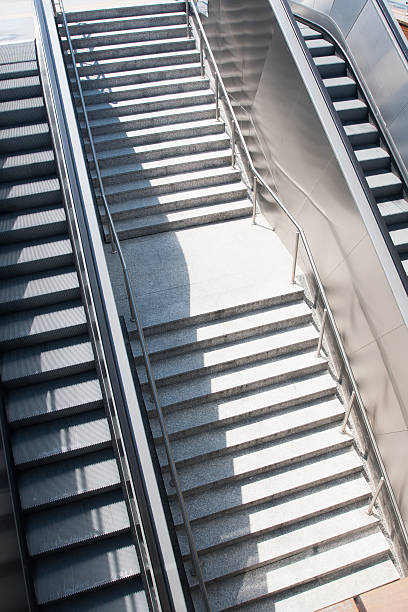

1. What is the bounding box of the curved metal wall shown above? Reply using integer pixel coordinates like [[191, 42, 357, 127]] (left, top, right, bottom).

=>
[[199, 0, 408, 549]]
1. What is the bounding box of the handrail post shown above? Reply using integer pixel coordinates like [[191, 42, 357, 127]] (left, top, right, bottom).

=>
[[231, 121, 235, 167], [200, 31, 205, 78], [368, 477, 385, 515], [316, 307, 327, 357], [185, 0, 191, 38], [341, 390, 355, 433], [215, 73, 220, 120], [291, 231, 300, 283], [252, 175, 257, 224]]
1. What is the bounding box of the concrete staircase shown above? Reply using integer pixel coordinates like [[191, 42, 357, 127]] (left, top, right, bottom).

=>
[[297, 21, 408, 277], [64, 2, 400, 610], [64, 0, 251, 240], [0, 44, 149, 609]]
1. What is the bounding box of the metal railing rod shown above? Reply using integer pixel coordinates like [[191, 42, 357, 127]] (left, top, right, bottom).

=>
[[252, 175, 257, 224], [341, 390, 355, 434], [187, 0, 408, 551], [368, 477, 385, 515], [57, 2, 211, 609], [185, 0, 191, 38], [316, 308, 327, 357], [290, 231, 299, 283]]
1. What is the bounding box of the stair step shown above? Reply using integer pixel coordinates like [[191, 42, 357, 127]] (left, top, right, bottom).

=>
[[365, 171, 402, 199], [12, 409, 110, 468], [324, 76, 357, 100], [81, 75, 210, 105], [65, 1, 185, 23], [103, 181, 247, 221], [0, 149, 55, 182], [80, 62, 201, 90], [202, 531, 392, 611], [27, 489, 129, 556], [0, 75, 42, 101], [73, 36, 195, 63], [100, 167, 242, 204], [88, 103, 216, 136], [139, 323, 319, 388], [177, 474, 371, 556], [78, 49, 200, 76], [0, 205, 66, 243], [193, 506, 380, 587], [92, 116, 222, 151], [145, 349, 328, 415], [1, 335, 95, 388], [344, 122, 378, 147], [0, 299, 87, 350], [0, 236, 73, 279], [149, 372, 336, 441], [157, 397, 344, 470], [69, 11, 186, 35], [171, 448, 362, 526], [84, 88, 214, 120], [0, 177, 60, 211], [111, 199, 252, 239], [46, 578, 148, 612], [0, 121, 50, 153], [132, 300, 312, 362], [378, 198, 408, 225], [34, 533, 139, 605], [305, 39, 335, 57], [314, 55, 346, 78], [97, 148, 230, 185], [389, 224, 408, 253], [333, 98, 368, 122], [0, 96, 45, 126], [71, 24, 188, 49], [19, 448, 119, 511], [0, 266, 80, 315], [355, 146, 390, 172]]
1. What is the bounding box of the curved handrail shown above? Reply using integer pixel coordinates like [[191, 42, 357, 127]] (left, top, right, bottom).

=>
[[53, 1, 211, 609], [187, 0, 408, 553]]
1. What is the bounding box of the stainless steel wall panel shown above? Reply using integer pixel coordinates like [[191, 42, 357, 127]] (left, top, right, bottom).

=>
[[329, 0, 367, 36], [377, 431, 408, 524]]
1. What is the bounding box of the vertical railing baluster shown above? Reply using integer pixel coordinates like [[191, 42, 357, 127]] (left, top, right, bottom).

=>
[[291, 231, 300, 283]]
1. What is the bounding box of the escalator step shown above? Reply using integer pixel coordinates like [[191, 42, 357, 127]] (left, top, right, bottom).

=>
[[19, 448, 120, 511], [0, 61, 39, 81], [0, 176, 60, 211], [33, 533, 140, 605], [0, 75, 42, 101], [0, 148, 55, 182], [0, 299, 87, 350], [323, 76, 357, 99], [11, 408, 111, 468], [377, 198, 408, 225], [0, 121, 50, 153], [7, 371, 103, 426], [305, 38, 334, 57], [355, 146, 390, 172], [0, 96, 46, 126], [314, 55, 346, 78], [26, 489, 130, 556], [0, 235, 73, 279], [0, 266, 80, 314], [0, 204, 66, 244], [333, 98, 368, 122], [365, 171, 402, 199]]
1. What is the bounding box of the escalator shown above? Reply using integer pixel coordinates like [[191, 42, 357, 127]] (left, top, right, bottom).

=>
[[296, 19, 408, 275], [0, 39, 152, 611]]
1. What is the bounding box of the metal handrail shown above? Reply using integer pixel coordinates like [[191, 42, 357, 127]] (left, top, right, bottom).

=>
[[54, 1, 211, 609], [187, 0, 408, 550]]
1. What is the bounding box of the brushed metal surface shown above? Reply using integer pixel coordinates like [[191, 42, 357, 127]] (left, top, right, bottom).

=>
[[199, 0, 408, 543]]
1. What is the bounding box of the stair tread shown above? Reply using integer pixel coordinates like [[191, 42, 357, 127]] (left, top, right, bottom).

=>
[[27, 489, 129, 556], [138, 323, 319, 386], [82, 74, 209, 98], [34, 533, 139, 605], [71, 23, 187, 45], [12, 408, 110, 467], [71, 10, 185, 30], [74, 35, 194, 58], [150, 372, 336, 440], [112, 199, 251, 235], [1, 334, 94, 386], [133, 300, 312, 360], [78, 49, 199, 74], [7, 371, 103, 425], [204, 531, 391, 611], [164, 425, 355, 501], [19, 448, 119, 510], [0, 266, 80, 314], [177, 474, 371, 556], [103, 180, 246, 220], [146, 348, 327, 412], [66, 1, 184, 22], [0, 299, 86, 347], [193, 507, 380, 586], [81, 61, 200, 84], [157, 397, 344, 469]]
